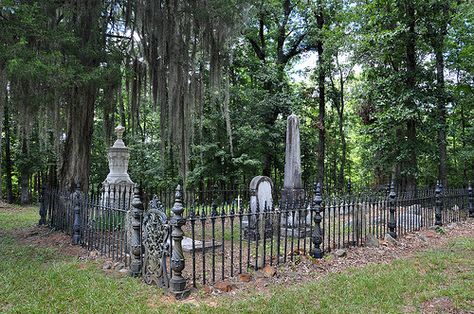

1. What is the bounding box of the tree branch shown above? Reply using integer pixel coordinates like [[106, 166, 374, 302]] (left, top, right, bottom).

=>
[[247, 36, 265, 61]]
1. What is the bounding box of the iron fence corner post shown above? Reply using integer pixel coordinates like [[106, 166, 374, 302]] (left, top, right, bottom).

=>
[[72, 183, 82, 244], [312, 182, 324, 259], [468, 182, 473, 218], [169, 185, 189, 297], [39, 185, 46, 225], [388, 181, 397, 239], [435, 181, 443, 226], [130, 187, 144, 277]]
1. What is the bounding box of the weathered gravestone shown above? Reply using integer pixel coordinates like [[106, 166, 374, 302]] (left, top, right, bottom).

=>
[[280, 114, 310, 238], [243, 176, 274, 240]]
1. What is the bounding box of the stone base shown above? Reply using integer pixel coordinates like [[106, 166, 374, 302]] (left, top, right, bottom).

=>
[[181, 237, 221, 253], [280, 226, 312, 238], [312, 248, 324, 259], [242, 218, 274, 241], [243, 226, 274, 241], [170, 289, 191, 300]]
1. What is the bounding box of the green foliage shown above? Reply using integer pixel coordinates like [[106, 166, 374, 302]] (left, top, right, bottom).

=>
[[1, 0, 474, 201]]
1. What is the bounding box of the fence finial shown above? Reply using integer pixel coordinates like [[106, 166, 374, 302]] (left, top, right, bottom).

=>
[[169, 184, 189, 298], [72, 183, 82, 244], [311, 182, 324, 258], [388, 180, 397, 239], [435, 181, 443, 226], [129, 187, 144, 277], [468, 182, 474, 218]]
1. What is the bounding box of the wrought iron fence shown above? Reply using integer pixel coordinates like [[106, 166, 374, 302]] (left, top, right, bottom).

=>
[[42, 184, 134, 265], [39, 181, 474, 295]]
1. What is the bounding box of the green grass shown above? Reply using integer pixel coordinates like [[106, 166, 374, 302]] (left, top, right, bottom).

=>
[[1, 206, 473, 313], [0, 205, 39, 231]]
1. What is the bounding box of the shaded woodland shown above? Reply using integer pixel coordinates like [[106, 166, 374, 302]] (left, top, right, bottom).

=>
[[0, 0, 473, 203]]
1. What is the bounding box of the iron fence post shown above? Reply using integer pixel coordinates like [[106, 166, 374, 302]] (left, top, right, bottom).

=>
[[435, 181, 443, 226], [311, 182, 324, 258], [72, 183, 82, 244], [388, 181, 397, 238], [468, 182, 473, 218], [169, 185, 188, 297], [130, 187, 143, 277], [38, 185, 47, 225]]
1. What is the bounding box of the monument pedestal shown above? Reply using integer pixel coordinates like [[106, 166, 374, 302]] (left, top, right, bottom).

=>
[[242, 218, 273, 241]]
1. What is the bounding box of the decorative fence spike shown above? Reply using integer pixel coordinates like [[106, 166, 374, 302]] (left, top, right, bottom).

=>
[[72, 183, 82, 244], [169, 185, 188, 297], [468, 182, 473, 218], [312, 182, 323, 258], [130, 187, 144, 277], [388, 180, 397, 239], [435, 181, 443, 226]]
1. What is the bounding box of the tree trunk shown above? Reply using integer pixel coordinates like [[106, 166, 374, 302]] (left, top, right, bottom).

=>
[[59, 1, 102, 192], [20, 138, 30, 204], [460, 100, 467, 182], [338, 71, 346, 191], [4, 98, 14, 203], [435, 47, 447, 186], [0, 65, 5, 200], [315, 2, 325, 186], [60, 87, 96, 191], [405, 1, 417, 190]]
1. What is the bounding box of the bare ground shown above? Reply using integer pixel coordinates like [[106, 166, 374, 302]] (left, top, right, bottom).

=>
[[3, 204, 474, 309]]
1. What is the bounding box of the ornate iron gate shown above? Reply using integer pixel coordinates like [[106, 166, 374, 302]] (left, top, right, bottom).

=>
[[142, 196, 171, 289]]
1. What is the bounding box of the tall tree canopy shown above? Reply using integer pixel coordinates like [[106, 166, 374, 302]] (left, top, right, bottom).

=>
[[1, 0, 473, 202]]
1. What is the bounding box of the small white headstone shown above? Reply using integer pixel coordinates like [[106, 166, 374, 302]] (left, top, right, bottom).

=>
[[244, 176, 274, 240], [250, 176, 273, 213]]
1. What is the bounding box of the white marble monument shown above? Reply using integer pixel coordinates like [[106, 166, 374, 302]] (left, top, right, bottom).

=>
[[102, 125, 135, 206]]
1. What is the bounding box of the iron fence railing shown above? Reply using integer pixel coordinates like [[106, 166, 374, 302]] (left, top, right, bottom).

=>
[[39, 181, 474, 292], [43, 185, 134, 265]]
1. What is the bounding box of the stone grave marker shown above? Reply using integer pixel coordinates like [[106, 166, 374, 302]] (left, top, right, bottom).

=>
[[243, 176, 274, 240], [280, 114, 310, 238]]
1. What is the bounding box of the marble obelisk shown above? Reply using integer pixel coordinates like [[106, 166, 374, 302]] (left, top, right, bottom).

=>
[[283, 114, 303, 191], [281, 114, 309, 237]]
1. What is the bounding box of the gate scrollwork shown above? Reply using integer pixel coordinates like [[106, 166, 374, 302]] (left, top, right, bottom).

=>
[[142, 195, 171, 289]]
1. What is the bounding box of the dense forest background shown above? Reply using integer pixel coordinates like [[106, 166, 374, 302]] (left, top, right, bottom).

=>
[[0, 0, 473, 204]]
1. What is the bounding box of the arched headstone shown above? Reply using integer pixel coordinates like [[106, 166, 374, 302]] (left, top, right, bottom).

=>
[[243, 176, 274, 241]]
